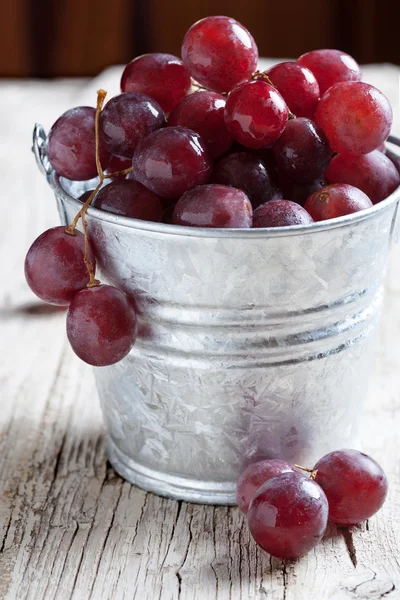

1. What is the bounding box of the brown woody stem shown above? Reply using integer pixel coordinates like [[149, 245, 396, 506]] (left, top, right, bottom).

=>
[[294, 465, 318, 480], [65, 89, 108, 287]]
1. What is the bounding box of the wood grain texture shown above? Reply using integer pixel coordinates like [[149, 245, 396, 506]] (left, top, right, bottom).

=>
[[1, 71, 400, 599]]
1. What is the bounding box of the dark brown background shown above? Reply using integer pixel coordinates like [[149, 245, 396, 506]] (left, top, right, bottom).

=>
[[2, 0, 398, 78]]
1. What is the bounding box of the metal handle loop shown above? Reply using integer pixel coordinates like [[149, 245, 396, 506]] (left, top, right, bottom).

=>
[[32, 123, 52, 176]]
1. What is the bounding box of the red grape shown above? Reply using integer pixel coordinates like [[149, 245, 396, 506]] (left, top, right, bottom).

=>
[[253, 200, 314, 227], [236, 459, 294, 515], [297, 49, 361, 95], [314, 449, 388, 525], [79, 190, 96, 202], [132, 126, 212, 199], [93, 180, 162, 222], [66, 284, 137, 366], [211, 151, 277, 209], [304, 183, 372, 221], [24, 226, 95, 306], [172, 184, 252, 228], [265, 62, 320, 118], [168, 91, 233, 158], [325, 150, 400, 204], [100, 92, 165, 160], [105, 155, 132, 179], [121, 53, 191, 113], [280, 177, 327, 206], [47, 107, 111, 180], [248, 472, 328, 559], [272, 118, 331, 183], [224, 80, 288, 149], [181, 16, 258, 94], [315, 82, 393, 155]]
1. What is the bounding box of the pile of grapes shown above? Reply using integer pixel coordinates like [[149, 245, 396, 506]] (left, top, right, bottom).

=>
[[26, 15, 399, 367], [237, 449, 388, 559]]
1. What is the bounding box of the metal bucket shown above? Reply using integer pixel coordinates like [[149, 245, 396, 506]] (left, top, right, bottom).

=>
[[33, 125, 400, 504]]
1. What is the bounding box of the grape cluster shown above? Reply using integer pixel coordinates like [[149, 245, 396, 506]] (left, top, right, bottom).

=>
[[26, 15, 399, 366], [237, 449, 388, 559]]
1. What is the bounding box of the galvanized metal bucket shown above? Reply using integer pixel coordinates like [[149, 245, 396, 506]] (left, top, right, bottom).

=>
[[33, 125, 400, 504]]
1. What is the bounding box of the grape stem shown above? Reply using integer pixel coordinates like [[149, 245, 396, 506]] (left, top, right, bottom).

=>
[[64, 89, 134, 288], [251, 71, 296, 119], [294, 464, 318, 480]]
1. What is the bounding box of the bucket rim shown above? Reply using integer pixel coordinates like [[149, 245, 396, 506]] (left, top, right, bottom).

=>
[[43, 132, 400, 239]]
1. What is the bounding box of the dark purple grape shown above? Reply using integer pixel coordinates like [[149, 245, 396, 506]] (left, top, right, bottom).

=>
[[79, 190, 96, 202], [93, 180, 162, 222], [181, 16, 258, 94], [224, 80, 288, 149], [66, 284, 137, 366], [236, 459, 294, 515], [100, 92, 165, 160], [248, 472, 329, 559], [172, 184, 252, 228], [280, 177, 327, 206], [314, 449, 388, 525], [168, 91, 233, 158], [325, 150, 400, 204], [24, 226, 95, 306], [133, 127, 213, 199], [253, 200, 314, 227], [106, 155, 132, 175], [211, 152, 277, 209], [273, 118, 331, 183], [121, 53, 191, 113], [47, 107, 111, 180]]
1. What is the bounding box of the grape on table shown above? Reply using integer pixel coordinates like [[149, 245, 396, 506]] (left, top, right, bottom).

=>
[[314, 449, 388, 525], [236, 459, 294, 515], [247, 471, 329, 559]]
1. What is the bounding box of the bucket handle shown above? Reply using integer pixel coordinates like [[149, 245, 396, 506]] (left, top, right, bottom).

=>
[[32, 123, 52, 176], [387, 136, 400, 245]]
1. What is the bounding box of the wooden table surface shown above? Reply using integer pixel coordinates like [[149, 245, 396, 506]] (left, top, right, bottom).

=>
[[1, 64, 400, 600]]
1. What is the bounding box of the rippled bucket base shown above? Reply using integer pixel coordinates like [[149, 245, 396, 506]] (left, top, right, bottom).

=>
[[107, 436, 237, 504]]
